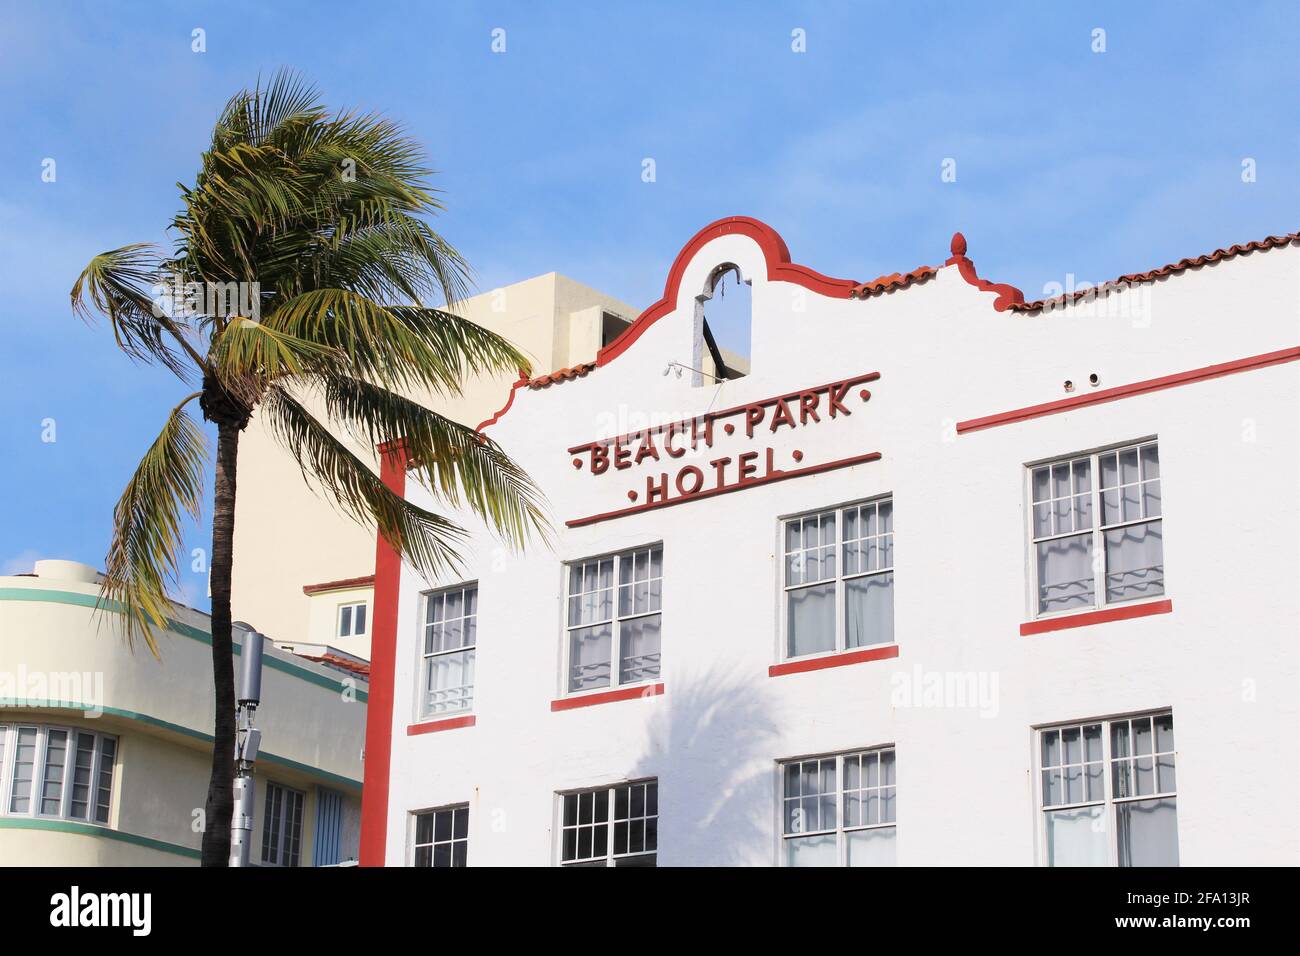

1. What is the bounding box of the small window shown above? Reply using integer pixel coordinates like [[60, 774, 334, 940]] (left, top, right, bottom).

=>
[[781, 748, 896, 867], [559, 780, 658, 867], [337, 601, 368, 638], [564, 545, 662, 694], [1038, 711, 1178, 866], [0, 724, 116, 824], [261, 782, 305, 867], [420, 583, 477, 718], [1030, 440, 1163, 617], [782, 497, 894, 659], [412, 804, 469, 867]]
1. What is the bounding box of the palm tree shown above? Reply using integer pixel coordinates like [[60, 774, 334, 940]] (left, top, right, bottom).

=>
[[70, 72, 547, 866]]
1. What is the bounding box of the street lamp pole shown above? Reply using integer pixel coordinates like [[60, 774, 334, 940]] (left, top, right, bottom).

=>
[[230, 621, 265, 867]]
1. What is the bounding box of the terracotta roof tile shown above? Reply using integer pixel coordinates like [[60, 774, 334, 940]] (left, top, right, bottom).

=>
[[296, 652, 371, 679], [849, 265, 937, 299], [527, 362, 597, 389], [1013, 231, 1300, 313], [302, 574, 375, 595]]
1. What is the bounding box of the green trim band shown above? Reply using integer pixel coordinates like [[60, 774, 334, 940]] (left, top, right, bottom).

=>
[[0, 816, 202, 860], [0, 588, 368, 702], [0, 698, 363, 791]]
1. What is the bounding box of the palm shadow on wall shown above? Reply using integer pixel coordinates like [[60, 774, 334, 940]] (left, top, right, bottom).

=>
[[629, 667, 780, 866]]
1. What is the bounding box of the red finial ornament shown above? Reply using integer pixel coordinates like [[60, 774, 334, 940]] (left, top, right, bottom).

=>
[[950, 232, 968, 257]]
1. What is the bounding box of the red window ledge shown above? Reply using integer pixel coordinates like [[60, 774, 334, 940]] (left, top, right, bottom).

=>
[[407, 715, 476, 736], [1020, 599, 1173, 636], [551, 683, 665, 712], [769, 644, 899, 678]]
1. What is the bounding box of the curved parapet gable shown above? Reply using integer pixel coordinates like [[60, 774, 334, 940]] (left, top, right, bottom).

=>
[[597, 216, 863, 365]]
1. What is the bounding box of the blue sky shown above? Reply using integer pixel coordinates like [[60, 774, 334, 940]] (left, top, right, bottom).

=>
[[1, 1, 1297, 608]]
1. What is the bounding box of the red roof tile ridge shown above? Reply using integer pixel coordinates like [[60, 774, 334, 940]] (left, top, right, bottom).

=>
[[1013, 230, 1300, 313]]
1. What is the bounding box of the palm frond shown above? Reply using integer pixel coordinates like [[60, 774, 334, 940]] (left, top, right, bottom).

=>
[[70, 244, 204, 378], [209, 318, 342, 406], [101, 394, 208, 656], [315, 375, 551, 549], [261, 387, 468, 577], [267, 290, 530, 395]]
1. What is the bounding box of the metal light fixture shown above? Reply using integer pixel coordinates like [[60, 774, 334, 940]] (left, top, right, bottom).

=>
[[230, 621, 266, 867]]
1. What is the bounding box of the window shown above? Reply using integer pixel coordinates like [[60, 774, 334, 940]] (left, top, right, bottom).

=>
[[1038, 711, 1178, 867], [565, 545, 662, 693], [781, 748, 896, 867], [783, 498, 893, 659], [420, 583, 477, 718], [0, 724, 116, 824], [261, 782, 305, 867], [559, 780, 657, 866], [412, 805, 469, 867], [337, 601, 368, 638], [1030, 440, 1163, 617]]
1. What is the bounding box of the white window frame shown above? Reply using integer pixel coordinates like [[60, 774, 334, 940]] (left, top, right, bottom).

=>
[[780, 495, 894, 661], [417, 582, 478, 720], [410, 803, 469, 867], [778, 746, 897, 867], [1034, 710, 1179, 867], [561, 544, 663, 697], [1027, 438, 1164, 620], [336, 600, 368, 639], [0, 723, 117, 826], [260, 781, 305, 868], [556, 778, 658, 867]]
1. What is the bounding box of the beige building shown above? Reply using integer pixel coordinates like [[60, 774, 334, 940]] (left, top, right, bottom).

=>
[[231, 273, 647, 657], [0, 559, 366, 865]]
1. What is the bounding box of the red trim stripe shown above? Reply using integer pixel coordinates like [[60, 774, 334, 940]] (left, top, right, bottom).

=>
[[1020, 599, 1173, 636], [957, 346, 1300, 434], [407, 715, 476, 735], [551, 683, 664, 711], [768, 644, 899, 677], [358, 440, 408, 867], [566, 452, 882, 528]]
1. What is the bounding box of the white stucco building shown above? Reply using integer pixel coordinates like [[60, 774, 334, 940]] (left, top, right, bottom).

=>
[[361, 217, 1299, 867]]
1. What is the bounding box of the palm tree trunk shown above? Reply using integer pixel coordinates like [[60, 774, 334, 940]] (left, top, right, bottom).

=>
[[201, 420, 240, 866]]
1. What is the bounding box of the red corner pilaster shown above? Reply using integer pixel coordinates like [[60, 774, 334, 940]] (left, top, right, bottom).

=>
[[359, 438, 410, 866]]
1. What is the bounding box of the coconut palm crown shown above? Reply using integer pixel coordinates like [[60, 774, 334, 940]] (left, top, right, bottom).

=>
[[70, 71, 547, 865]]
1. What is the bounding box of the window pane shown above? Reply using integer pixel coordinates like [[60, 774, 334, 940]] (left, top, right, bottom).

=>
[[845, 572, 893, 648], [9, 727, 37, 813], [619, 614, 661, 684], [40, 729, 68, 815], [1036, 534, 1094, 613], [339, 606, 352, 637], [1140, 443, 1159, 480], [94, 737, 115, 824], [70, 733, 95, 820], [415, 811, 433, 846], [1103, 520, 1164, 603], [846, 826, 897, 867], [422, 648, 475, 717], [1045, 805, 1108, 866], [784, 833, 837, 867], [1116, 797, 1179, 867], [568, 623, 612, 692], [788, 582, 836, 657], [354, 604, 367, 635]]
